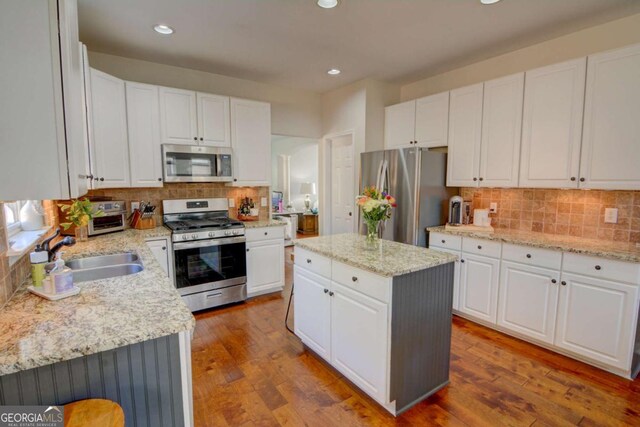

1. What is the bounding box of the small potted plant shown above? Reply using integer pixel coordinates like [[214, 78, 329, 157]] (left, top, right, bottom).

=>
[[59, 198, 104, 241], [238, 197, 258, 221]]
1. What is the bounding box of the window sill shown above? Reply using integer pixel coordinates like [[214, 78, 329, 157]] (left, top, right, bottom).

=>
[[7, 226, 52, 266]]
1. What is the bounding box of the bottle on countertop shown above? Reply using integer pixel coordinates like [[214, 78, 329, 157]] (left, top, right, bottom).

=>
[[49, 252, 74, 294], [30, 248, 48, 287]]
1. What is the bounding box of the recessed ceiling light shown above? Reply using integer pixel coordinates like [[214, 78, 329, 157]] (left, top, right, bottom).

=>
[[153, 24, 174, 35], [327, 69, 341, 75], [480, 0, 501, 4], [317, 0, 339, 9]]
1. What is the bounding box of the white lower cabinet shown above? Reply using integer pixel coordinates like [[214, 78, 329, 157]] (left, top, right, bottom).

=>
[[330, 281, 388, 403], [293, 267, 332, 361], [146, 238, 174, 283], [246, 226, 285, 297], [555, 273, 638, 370], [459, 253, 500, 324], [498, 261, 559, 344]]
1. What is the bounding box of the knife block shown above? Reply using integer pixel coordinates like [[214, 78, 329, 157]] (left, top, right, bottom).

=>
[[134, 217, 156, 230]]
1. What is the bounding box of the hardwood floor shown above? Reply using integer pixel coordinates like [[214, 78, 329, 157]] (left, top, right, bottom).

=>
[[191, 250, 640, 426]]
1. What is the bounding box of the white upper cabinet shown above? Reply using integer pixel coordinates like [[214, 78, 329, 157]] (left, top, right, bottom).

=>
[[520, 58, 586, 188], [447, 83, 483, 187], [384, 100, 416, 149], [479, 73, 524, 187], [88, 68, 130, 188], [579, 44, 640, 190], [196, 93, 231, 147], [415, 92, 450, 148], [126, 82, 163, 187], [229, 98, 271, 186], [159, 87, 198, 145]]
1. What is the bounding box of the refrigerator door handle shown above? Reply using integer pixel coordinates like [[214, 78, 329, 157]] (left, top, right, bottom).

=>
[[380, 160, 389, 194], [375, 160, 384, 192]]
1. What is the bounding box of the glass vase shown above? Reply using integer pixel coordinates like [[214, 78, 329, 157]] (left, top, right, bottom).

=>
[[75, 225, 88, 242], [364, 219, 380, 249]]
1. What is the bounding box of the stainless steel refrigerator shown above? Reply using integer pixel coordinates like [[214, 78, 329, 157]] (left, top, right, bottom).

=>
[[359, 148, 454, 247]]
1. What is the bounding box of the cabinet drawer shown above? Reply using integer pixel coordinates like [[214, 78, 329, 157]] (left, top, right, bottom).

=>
[[429, 232, 462, 251], [294, 247, 331, 278], [562, 253, 640, 284], [332, 261, 390, 303], [246, 226, 285, 242], [502, 243, 562, 270], [462, 237, 502, 258]]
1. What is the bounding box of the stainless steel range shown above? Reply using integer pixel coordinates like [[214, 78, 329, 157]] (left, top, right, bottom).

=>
[[163, 198, 247, 312]]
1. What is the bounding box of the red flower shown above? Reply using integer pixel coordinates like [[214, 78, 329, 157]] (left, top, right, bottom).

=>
[[392, 203, 397, 208], [386, 195, 391, 200]]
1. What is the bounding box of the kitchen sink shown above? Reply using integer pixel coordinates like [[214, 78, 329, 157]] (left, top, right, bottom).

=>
[[66, 253, 144, 283], [66, 253, 139, 270]]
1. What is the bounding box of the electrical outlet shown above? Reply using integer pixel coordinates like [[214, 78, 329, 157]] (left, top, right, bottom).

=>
[[261, 197, 268, 207], [131, 202, 140, 211], [489, 202, 498, 214], [604, 208, 618, 224], [228, 198, 235, 208]]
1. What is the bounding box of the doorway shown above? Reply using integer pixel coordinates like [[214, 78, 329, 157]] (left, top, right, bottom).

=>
[[320, 132, 356, 235]]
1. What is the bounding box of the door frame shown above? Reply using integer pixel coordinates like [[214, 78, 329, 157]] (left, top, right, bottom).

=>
[[319, 130, 356, 236]]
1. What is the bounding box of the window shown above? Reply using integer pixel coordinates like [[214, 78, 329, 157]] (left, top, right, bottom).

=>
[[3, 201, 24, 236]]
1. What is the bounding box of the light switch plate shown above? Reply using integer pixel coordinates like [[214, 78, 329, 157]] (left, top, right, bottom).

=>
[[604, 208, 618, 224], [489, 202, 498, 214], [261, 197, 268, 207], [228, 198, 235, 208]]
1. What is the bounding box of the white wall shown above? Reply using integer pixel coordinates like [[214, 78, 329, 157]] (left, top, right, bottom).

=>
[[87, 51, 323, 138], [401, 13, 640, 101], [271, 136, 319, 211]]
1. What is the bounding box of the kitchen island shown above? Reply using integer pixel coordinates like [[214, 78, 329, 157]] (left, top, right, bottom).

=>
[[293, 233, 457, 415], [0, 228, 195, 426]]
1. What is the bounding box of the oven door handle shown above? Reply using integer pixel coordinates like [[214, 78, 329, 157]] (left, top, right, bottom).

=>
[[173, 236, 246, 251]]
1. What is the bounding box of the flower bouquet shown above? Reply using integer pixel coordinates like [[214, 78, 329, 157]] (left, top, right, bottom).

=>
[[356, 186, 397, 245]]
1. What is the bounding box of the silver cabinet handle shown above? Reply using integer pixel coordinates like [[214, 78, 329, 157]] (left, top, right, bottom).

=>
[[206, 292, 223, 298]]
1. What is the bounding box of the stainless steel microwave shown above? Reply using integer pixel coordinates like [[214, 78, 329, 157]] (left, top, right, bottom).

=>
[[162, 144, 234, 183]]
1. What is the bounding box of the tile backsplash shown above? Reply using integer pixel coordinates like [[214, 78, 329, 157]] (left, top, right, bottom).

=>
[[462, 188, 640, 243]]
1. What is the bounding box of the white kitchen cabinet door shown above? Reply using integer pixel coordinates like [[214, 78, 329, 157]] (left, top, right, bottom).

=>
[[498, 261, 560, 344], [146, 238, 173, 281], [519, 58, 586, 188], [159, 87, 198, 145], [230, 98, 271, 186], [126, 82, 163, 187], [384, 100, 416, 149], [415, 92, 449, 148], [79, 43, 93, 192], [447, 83, 483, 187], [430, 246, 461, 311], [459, 253, 499, 324], [294, 267, 332, 361], [479, 73, 524, 187], [555, 273, 638, 370], [196, 93, 231, 147], [330, 281, 388, 404], [246, 238, 284, 296], [89, 68, 130, 188], [579, 44, 640, 190]]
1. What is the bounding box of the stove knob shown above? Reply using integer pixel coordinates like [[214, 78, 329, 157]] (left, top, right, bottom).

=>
[[191, 234, 198, 239], [181, 235, 188, 241], [233, 229, 240, 235], [225, 230, 232, 236], [113, 203, 120, 209]]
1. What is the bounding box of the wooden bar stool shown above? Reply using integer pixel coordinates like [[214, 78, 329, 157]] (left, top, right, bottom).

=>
[[63, 399, 124, 427]]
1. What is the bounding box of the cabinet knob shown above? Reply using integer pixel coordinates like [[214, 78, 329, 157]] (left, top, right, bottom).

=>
[[87, 174, 94, 180], [479, 177, 484, 181], [324, 289, 329, 294], [99, 177, 104, 182], [352, 276, 358, 282], [526, 254, 532, 259], [306, 259, 311, 264], [329, 291, 334, 296], [473, 177, 478, 181], [460, 259, 465, 263], [595, 265, 601, 270], [162, 246, 166, 250], [561, 281, 567, 286], [570, 177, 576, 181], [246, 248, 250, 252], [234, 178, 238, 182], [158, 177, 162, 182], [580, 177, 585, 182], [477, 245, 482, 250], [193, 137, 197, 141], [200, 137, 203, 141], [264, 232, 268, 236], [551, 279, 557, 284], [441, 239, 446, 244]]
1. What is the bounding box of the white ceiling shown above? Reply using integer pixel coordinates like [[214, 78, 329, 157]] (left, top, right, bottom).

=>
[[78, 0, 640, 93]]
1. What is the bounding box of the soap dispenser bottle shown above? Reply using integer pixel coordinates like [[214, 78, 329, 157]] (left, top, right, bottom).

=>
[[49, 252, 74, 293]]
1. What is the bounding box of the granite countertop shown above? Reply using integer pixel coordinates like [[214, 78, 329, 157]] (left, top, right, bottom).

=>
[[427, 226, 640, 263], [242, 219, 287, 229], [0, 227, 195, 376], [294, 233, 457, 277]]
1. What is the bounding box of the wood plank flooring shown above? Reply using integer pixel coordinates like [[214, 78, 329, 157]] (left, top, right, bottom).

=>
[[191, 249, 640, 426]]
